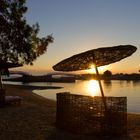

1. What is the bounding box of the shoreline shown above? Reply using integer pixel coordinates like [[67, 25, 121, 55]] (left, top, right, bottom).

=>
[[0, 84, 140, 140], [4, 83, 63, 90], [7, 84, 140, 114]]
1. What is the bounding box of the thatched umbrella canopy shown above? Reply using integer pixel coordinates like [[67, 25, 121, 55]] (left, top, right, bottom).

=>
[[53, 45, 137, 110], [0, 61, 22, 89], [53, 45, 137, 71]]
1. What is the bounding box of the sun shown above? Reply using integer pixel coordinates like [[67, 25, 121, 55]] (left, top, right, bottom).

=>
[[84, 64, 109, 74], [85, 64, 95, 73], [90, 64, 95, 69]]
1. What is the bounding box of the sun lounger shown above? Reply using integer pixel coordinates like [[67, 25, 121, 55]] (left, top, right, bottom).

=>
[[5, 96, 22, 106]]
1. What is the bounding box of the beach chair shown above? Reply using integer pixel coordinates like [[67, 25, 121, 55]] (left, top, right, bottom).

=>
[[0, 88, 22, 107], [5, 96, 22, 106], [0, 88, 6, 107]]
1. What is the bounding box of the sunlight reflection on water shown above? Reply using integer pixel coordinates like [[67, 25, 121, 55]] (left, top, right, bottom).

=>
[[33, 80, 140, 113], [83, 80, 100, 97], [4, 80, 140, 113]]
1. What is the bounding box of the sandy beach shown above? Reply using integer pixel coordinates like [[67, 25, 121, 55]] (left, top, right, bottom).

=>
[[0, 84, 140, 140]]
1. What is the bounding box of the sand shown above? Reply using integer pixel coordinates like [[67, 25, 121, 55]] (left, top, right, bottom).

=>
[[0, 84, 140, 140]]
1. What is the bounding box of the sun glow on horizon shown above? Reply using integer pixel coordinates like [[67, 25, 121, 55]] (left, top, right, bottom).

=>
[[90, 64, 95, 69], [84, 64, 109, 74], [85, 64, 95, 73]]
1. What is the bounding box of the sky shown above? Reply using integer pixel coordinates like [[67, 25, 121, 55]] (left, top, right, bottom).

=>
[[16, 0, 140, 74]]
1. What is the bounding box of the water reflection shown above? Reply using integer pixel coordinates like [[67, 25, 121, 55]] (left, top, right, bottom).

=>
[[84, 80, 99, 96], [132, 80, 140, 87], [4, 80, 140, 113], [103, 80, 112, 90]]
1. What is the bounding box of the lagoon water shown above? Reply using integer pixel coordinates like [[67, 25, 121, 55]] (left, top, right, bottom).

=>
[[4, 80, 140, 113], [33, 80, 140, 114]]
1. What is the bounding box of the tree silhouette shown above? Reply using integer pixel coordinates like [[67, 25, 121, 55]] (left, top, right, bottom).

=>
[[103, 70, 112, 78], [0, 0, 53, 65]]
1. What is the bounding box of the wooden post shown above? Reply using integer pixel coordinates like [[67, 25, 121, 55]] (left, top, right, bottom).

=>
[[95, 65, 107, 111], [0, 72, 3, 89]]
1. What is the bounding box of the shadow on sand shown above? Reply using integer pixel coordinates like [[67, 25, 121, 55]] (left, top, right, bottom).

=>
[[47, 127, 132, 140]]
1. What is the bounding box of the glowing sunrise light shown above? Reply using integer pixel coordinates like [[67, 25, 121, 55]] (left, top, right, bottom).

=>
[[86, 64, 95, 73], [85, 64, 109, 74], [85, 80, 99, 97], [90, 64, 95, 69]]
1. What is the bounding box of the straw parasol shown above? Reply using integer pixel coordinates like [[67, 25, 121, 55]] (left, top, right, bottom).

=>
[[53, 45, 137, 110], [0, 61, 22, 89]]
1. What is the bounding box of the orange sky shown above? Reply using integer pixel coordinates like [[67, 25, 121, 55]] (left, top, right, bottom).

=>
[[14, 0, 140, 75]]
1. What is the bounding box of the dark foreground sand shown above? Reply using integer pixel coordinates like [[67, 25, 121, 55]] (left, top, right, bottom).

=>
[[0, 84, 140, 140]]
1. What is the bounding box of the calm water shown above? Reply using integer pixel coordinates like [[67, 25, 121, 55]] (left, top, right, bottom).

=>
[[33, 80, 140, 114], [4, 80, 140, 113]]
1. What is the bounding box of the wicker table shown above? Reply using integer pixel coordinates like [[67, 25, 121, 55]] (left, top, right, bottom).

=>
[[56, 92, 127, 136]]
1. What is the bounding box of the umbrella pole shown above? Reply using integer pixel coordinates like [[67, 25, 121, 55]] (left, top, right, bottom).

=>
[[95, 66, 107, 111], [0, 72, 3, 89]]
